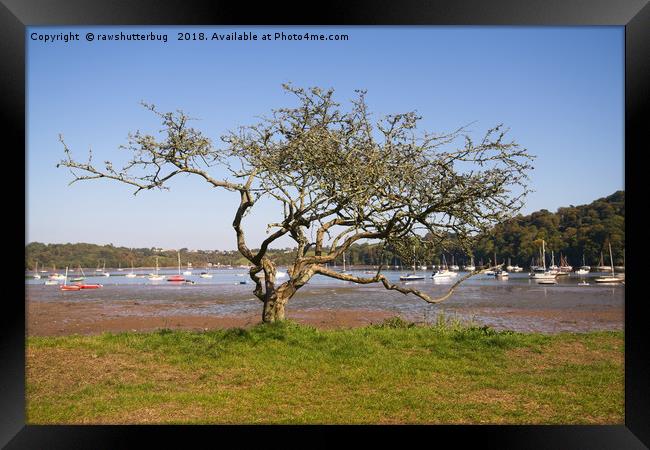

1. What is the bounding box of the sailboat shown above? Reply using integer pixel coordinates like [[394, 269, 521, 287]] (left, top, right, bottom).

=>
[[199, 260, 213, 278], [401, 245, 425, 281], [530, 240, 557, 282], [495, 258, 509, 279], [340, 252, 350, 274], [48, 264, 66, 281], [575, 254, 590, 275], [594, 243, 624, 284], [32, 261, 41, 279], [125, 261, 137, 278], [148, 256, 165, 280], [548, 251, 560, 274], [506, 257, 523, 272], [117, 262, 123, 271], [167, 252, 186, 282], [449, 255, 459, 271], [101, 260, 110, 277], [490, 251, 508, 279], [69, 265, 86, 282], [60, 267, 81, 291], [431, 254, 457, 279], [183, 260, 193, 276], [63, 266, 102, 289], [597, 251, 610, 271], [463, 256, 475, 272], [557, 253, 572, 274]]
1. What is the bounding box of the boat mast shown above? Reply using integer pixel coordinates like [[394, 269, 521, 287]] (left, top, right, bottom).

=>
[[609, 242, 615, 276], [413, 245, 416, 274], [542, 240, 546, 271], [177, 251, 181, 275]]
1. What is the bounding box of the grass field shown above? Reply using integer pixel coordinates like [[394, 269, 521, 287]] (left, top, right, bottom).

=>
[[26, 317, 624, 424]]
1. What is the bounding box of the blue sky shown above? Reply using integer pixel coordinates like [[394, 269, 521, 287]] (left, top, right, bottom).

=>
[[26, 26, 624, 250]]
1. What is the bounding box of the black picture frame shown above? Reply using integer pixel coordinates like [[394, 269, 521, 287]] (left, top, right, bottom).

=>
[[3, 0, 648, 447]]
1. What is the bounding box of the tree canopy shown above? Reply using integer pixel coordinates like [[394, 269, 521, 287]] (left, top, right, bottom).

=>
[[56, 85, 534, 322]]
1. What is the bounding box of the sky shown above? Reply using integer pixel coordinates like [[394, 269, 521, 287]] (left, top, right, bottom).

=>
[[26, 26, 624, 251]]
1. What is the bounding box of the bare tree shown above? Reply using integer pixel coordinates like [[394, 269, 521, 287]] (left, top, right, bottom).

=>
[[58, 84, 534, 323]]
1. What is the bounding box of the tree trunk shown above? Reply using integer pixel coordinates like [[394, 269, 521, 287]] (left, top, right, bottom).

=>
[[262, 292, 288, 323]]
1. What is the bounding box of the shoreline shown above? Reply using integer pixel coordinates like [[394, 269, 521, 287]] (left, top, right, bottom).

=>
[[27, 301, 398, 336], [27, 298, 623, 337]]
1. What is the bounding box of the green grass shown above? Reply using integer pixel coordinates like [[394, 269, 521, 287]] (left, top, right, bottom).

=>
[[26, 317, 624, 424]]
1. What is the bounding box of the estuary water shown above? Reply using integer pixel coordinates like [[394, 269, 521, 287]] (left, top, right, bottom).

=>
[[26, 269, 624, 333]]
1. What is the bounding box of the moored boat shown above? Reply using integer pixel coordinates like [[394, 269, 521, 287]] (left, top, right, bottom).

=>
[[495, 268, 509, 279], [59, 267, 81, 291], [431, 254, 458, 279], [530, 240, 557, 281], [60, 284, 81, 291], [401, 245, 425, 281], [148, 256, 165, 280], [593, 243, 624, 284], [167, 252, 186, 282], [400, 273, 425, 281], [69, 265, 86, 282], [125, 261, 137, 278], [75, 283, 103, 289]]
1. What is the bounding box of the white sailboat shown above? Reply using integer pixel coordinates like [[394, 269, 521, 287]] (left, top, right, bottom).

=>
[[463, 256, 475, 272], [183, 260, 193, 276], [32, 261, 41, 279], [495, 259, 509, 279], [449, 255, 459, 271], [48, 264, 66, 281], [101, 260, 110, 277], [548, 251, 560, 274], [148, 256, 164, 280], [340, 252, 350, 274], [530, 240, 557, 281], [199, 259, 213, 278], [594, 243, 624, 284], [575, 254, 590, 275], [125, 261, 137, 278], [401, 245, 425, 281], [597, 252, 610, 271], [431, 254, 457, 279], [506, 257, 523, 272]]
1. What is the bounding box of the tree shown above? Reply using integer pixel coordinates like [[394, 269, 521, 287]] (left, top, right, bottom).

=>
[[58, 84, 534, 323]]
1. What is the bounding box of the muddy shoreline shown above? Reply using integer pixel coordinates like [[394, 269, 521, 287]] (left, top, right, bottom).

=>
[[27, 300, 399, 336], [27, 297, 623, 337]]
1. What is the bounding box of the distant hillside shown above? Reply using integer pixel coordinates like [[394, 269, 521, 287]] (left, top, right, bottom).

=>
[[472, 191, 624, 267], [26, 192, 624, 270]]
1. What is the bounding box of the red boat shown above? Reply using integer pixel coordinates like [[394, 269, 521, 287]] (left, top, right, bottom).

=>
[[76, 283, 103, 289], [60, 284, 81, 291], [167, 275, 185, 282]]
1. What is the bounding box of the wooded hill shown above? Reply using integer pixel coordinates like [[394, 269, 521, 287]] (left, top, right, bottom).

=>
[[26, 191, 624, 270]]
